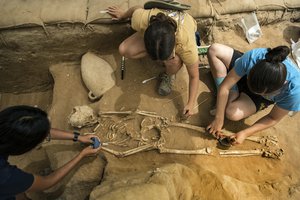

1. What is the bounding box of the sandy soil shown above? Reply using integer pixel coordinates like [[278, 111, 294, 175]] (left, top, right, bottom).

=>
[[1, 20, 300, 199]]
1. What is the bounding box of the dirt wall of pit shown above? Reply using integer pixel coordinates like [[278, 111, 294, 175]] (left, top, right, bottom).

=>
[[0, 0, 299, 93]]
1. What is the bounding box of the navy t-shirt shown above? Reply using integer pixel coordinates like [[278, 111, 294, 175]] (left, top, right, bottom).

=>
[[0, 155, 34, 200]]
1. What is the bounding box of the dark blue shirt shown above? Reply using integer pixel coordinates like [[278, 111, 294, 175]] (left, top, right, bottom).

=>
[[0, 155, 34, 200]]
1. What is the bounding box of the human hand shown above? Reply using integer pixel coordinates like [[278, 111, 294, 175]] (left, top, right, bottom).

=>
[[107, 6, 125, 20], [183, 103, 194, 118], [78, 134, 99, 144], [206, 118, 224, 138], [80, 146, 101, 158], [231, 132, 247, 145]]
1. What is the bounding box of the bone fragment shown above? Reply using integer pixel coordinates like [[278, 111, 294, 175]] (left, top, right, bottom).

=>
[[99, 111, 133, 115], [101, 144, 154, 158], [213, 128, 279, 145], [136, 110, 157, 115], [101, 144, 212, 157], [219, 149, 263, 157], [169, 122, 206, 132], [158, 147, 212, 155], [262, 148, 284, 159], [136, 111, 164, 118], [93, 122, 101, 132]]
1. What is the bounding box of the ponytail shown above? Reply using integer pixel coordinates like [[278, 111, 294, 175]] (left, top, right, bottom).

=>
[[265, 46, 290, 63], [248, 46, 288, 94]]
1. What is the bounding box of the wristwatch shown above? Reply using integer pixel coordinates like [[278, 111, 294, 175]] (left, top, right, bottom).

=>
[[73, 131, 80, 142]]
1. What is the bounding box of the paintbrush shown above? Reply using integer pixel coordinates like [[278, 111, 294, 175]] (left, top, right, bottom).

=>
[[121, 56, 125, 80]]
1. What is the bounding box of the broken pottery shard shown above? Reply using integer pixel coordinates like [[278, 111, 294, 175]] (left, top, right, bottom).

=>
[[81, 52, 116, 101]]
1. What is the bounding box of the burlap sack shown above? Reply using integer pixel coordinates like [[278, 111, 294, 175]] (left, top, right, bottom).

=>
[[285, 0, 300, 8], [87, 0, 128, 24], [211, 0, 256, 15], [254, 0, 286, 10], [128, 0, 148, 8], [129, 0, 214, 18], [0, 0, 87, 29], [185, 0, 215, 18], [40, 0, 87, 24], [0, 0, 43, 29]]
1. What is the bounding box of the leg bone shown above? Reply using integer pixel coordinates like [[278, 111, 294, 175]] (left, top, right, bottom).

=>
[[101, 144, 154, 158], [158, 147, 212, 155], [219, 149, 263, 157]]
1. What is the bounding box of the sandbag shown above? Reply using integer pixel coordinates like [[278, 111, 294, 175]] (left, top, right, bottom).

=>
[[81, 52, 116, 101], [284, 0, 300, 8], [0, 0, 87, 29], [186, 0, 215, 18], [254, 0, 286, 10], [40, 0, 87, 24], [87, 0, 128, 24], [0, 0, 43, 29], [211, 0, 256, 15], [130, 0, 214, 18]]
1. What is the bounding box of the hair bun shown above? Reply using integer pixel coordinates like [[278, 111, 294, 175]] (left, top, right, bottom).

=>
[[149, 12, 177, 31], [266, 46, 290, 63]]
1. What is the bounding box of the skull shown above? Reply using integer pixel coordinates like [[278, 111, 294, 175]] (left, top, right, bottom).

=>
[[68, 105, 97, 128]]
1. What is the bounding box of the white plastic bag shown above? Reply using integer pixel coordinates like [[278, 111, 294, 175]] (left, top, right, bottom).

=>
[[238, 12, 262, 43], [291, 39, 300, 68]]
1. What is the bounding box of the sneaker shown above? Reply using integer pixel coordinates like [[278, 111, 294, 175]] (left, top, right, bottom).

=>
[[158, 72, 175, 96]]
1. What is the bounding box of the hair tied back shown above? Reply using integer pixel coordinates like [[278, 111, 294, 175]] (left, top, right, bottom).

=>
[[265, 46, 290, 63]]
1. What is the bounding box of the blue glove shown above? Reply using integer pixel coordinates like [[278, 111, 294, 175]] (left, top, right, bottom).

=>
[[91, 137, 101, 149]]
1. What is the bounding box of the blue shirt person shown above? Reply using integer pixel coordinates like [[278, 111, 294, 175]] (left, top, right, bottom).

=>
[[206, 43, 300, 144]]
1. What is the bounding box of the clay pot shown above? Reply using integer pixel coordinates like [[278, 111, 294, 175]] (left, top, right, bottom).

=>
[[81, 52, 116, 101]]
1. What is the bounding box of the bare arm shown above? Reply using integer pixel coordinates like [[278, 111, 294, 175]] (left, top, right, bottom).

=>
[[26, 146, 99, 192], [50, 128, 74, 140], [107, 6, 142, 20], [50, 128, 98, 144], [234, 105, 289, 144], [207, 69, 241, 135], [183, 62, 199, 116]]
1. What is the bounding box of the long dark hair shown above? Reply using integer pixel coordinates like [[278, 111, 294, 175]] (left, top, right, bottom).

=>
[[144, 12, 177, 60], [0, 105, 50, 156], [247, 46, 289, 94]]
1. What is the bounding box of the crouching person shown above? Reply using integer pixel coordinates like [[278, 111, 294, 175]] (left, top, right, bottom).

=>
[[206, 43, 300, 144], [0, 105, 101, 200]]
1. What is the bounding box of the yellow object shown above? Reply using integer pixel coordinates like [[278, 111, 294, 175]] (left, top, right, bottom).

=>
[[131, 8, 198, 67]]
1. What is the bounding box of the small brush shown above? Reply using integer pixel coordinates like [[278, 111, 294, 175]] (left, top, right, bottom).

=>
[[121, 56, 125, 80]]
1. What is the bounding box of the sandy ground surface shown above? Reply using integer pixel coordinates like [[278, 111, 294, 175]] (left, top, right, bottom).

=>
[[1, 20, 300, 199]]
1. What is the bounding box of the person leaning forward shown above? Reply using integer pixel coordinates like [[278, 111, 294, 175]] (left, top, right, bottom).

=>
[[0, 105, 101, 200], [206, 43, 300, 145], [107, 5, 200, 117]]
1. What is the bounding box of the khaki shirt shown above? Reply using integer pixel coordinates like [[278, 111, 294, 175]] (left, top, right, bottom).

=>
[[131, 8, 198, 67]]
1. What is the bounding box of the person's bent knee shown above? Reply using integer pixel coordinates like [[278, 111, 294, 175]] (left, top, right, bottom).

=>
[[119, 42, 127, 57], [208, 43, 222, 57], [225, 105, 243, 121]]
